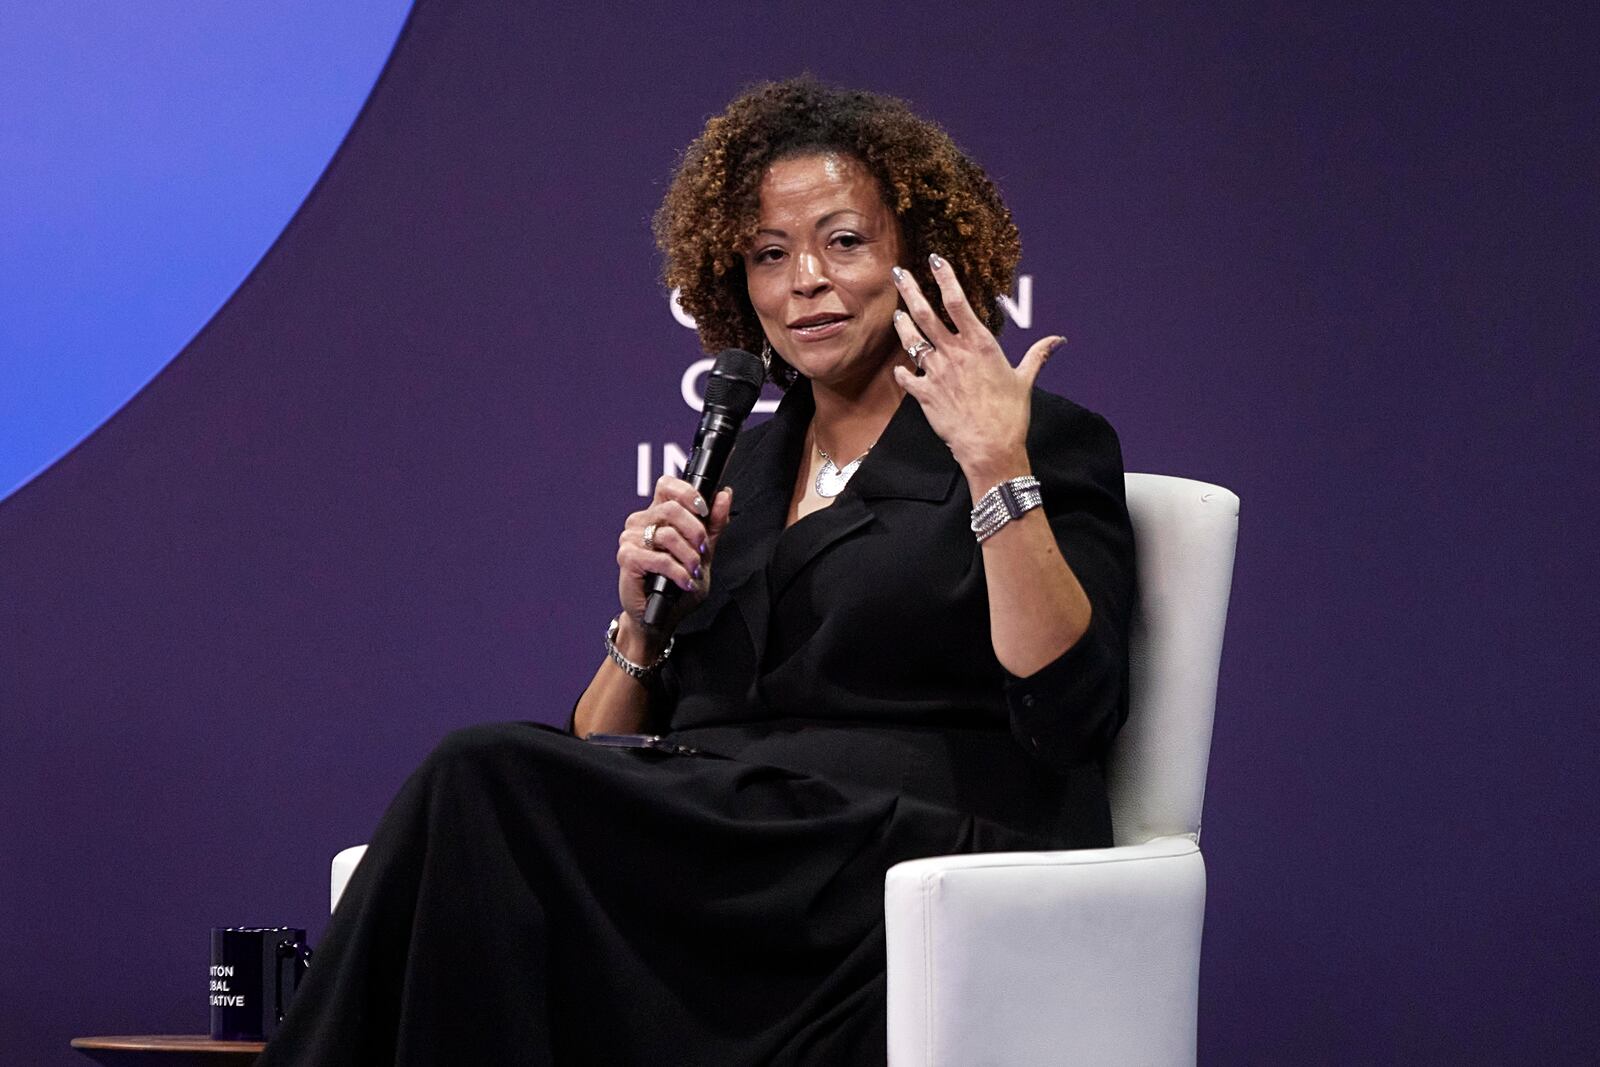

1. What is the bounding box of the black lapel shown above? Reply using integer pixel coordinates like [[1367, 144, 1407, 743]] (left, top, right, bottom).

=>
[[765, 388, 962, 600], [847, 390, 963, 506], [710, 381, 963, 661], [712, 383, 812, 660]]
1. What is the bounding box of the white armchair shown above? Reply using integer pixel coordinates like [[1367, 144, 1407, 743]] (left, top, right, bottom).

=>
[[331, 472, 1239, 1066], [884, 473, 1239, 1066]]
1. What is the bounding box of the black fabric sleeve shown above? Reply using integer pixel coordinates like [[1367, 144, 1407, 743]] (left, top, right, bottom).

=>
[[1002, 395, 1136, 769]]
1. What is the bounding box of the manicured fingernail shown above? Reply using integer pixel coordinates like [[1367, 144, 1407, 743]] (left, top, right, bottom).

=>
[[929, 252, 946, 270], [891, 266, 907, 283], [693, 496, 708, 517], [699, 539, 708, 554], [894, 309, 906, 323], [680, 577, 694, 591], [693, 563, 702, 578]]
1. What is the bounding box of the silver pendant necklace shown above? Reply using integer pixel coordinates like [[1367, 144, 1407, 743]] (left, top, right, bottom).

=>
[[815, 445, 869, 498]]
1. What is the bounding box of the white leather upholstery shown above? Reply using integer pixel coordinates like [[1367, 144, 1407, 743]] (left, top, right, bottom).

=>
[[885, 838, 1205, 1066], [329, 473, 1239, 1066], [884, 473, 1238, 1066], [331, 844, 367, 912], [1112, 474, 1238, 846]]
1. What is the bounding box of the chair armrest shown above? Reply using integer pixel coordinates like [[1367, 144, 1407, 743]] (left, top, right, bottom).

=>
[[331, 845, 368, 913], [885, 836, 1205, 1067]]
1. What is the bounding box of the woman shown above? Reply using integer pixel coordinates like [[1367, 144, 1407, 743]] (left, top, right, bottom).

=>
[[262, 78, 1133, 1066]]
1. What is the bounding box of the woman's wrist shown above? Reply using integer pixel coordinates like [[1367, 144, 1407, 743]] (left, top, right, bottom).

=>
[[961, 448, 1033, 501], [614, 611, 668, 664]]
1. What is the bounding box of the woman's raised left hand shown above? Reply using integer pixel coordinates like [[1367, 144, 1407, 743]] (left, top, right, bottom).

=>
[[890, 253, 1066, 487]]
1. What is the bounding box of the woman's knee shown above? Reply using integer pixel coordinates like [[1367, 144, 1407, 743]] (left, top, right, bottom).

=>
[[423, 721, 533, 780]]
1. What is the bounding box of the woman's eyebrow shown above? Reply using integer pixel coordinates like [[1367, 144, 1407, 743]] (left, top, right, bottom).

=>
[[756, 209, 869, 238], [814, 208, 866, 229]]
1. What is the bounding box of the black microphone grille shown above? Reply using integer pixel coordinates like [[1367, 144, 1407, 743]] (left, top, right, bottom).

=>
[[703, 348, 767, 419]]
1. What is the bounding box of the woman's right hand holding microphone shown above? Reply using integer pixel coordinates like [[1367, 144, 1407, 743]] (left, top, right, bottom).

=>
[[613, 476, 734, 659]]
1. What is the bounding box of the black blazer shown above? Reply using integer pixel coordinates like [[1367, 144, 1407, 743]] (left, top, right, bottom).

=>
[[659, 379, 1135, 848]]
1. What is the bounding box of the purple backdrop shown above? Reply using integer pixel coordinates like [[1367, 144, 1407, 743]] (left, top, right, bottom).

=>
[[3, 2, 1597, 1063]]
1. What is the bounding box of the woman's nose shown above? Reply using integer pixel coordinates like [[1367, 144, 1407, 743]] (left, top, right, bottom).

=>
[[790, 250, 829, 297]]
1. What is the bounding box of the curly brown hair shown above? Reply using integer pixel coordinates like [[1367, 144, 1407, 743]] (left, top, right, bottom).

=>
[[654, 78, 1021, 384]]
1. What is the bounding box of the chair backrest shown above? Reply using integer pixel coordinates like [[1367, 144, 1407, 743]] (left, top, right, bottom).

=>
[[1108, 473, 1239, 847]]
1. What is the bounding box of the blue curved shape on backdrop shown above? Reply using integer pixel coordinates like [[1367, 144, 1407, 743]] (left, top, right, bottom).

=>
[[0, 2, 414, 502]]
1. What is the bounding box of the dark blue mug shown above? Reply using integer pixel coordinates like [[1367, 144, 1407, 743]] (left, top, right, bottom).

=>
[[209, 926, 312, 1041]]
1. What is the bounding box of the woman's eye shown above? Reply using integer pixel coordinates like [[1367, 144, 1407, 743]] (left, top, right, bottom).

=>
[[754, 247, 784, 263], [832, 233, 864, 249]]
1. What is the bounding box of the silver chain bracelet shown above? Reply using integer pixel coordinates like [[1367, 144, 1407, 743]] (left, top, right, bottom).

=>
[[970, 475, 1043, 543], [605, 615, 674, 681]]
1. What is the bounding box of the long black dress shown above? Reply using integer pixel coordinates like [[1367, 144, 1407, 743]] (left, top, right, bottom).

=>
[[259, 381, 1134, 1066]]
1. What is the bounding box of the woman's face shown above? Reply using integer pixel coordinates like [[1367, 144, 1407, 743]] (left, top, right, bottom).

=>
[[743, 152, 904, 391]]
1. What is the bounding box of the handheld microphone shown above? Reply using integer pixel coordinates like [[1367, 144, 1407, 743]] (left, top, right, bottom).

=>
[[641, 347, 767, 630]]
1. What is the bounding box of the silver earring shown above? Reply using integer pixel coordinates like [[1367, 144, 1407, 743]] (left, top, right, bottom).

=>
[[760, 340, 773, 373]]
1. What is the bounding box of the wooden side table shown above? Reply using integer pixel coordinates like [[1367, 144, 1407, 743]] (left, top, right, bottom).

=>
[[71, 1035, 265, 1065]]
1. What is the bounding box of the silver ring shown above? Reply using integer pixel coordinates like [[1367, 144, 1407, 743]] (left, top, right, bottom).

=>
[[641, 522, 658, 551], [905, 338, 935, 367]]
